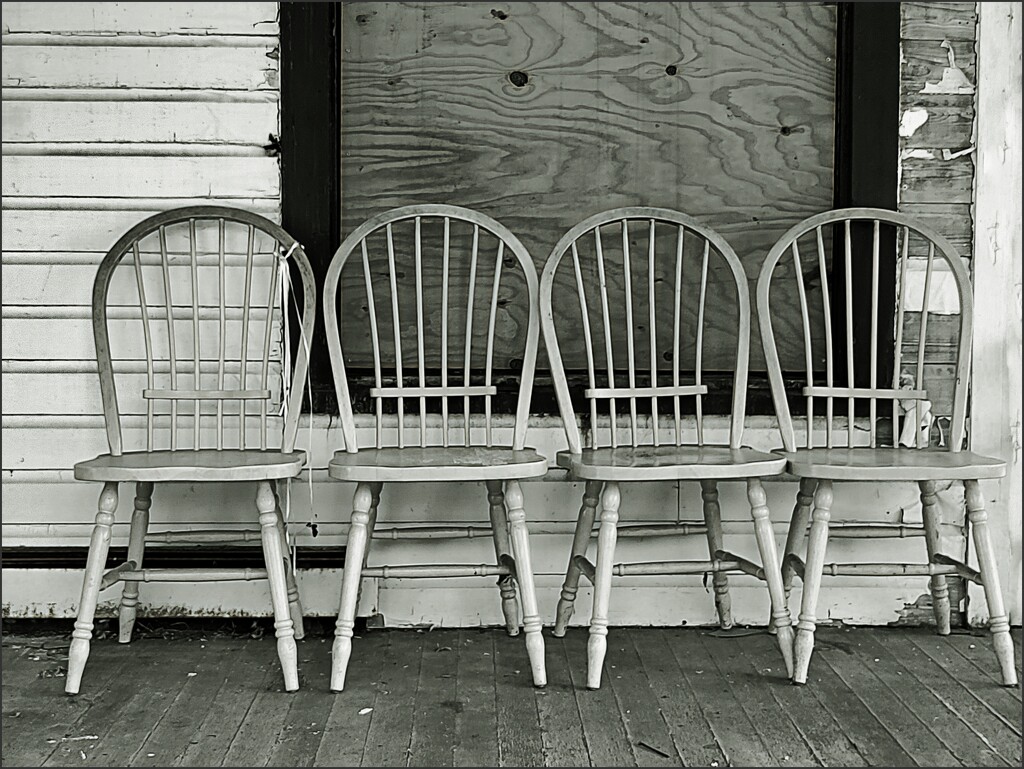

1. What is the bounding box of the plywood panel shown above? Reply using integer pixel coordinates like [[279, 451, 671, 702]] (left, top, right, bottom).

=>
[[340, 2, 837, 371], [1, 2, 279, 35], [2, 100, 278, 143], [2, 156, 279, 198], [1, 45, 277, 90]]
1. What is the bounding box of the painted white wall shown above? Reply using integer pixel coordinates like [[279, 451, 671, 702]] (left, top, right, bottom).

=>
[[969, 1, 1023, 625], [2, 2, 1018, 628]]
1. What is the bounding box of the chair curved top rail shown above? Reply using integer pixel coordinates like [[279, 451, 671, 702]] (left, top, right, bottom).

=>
[[755, 207, 972, 454], [324, 204, 540, 452], [92, 206, 316, 456], [540, 207, 751, 455]]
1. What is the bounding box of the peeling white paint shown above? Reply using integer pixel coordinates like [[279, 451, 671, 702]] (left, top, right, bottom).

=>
[[901, 148, 935, 161], [899, 108, 929, 137], [922, 40, 976, 94]]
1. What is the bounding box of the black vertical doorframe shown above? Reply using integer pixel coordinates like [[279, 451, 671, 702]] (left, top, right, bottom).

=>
[[832, 2, 901, 396], [280, 2, 342, 413], [279, 2, 902, 415]]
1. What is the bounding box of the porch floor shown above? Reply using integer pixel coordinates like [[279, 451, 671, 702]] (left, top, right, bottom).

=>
[[2, 624, 1021, 767]]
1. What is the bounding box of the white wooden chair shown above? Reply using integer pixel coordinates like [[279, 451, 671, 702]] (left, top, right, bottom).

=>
[[68, 207, 315, 694], [540, 207, 795, 689], [323, 204, 548, 691], [757, 207, 1017, 686]]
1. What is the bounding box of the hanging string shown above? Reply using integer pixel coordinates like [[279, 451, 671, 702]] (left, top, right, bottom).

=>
[[278, 241, 314, 575]]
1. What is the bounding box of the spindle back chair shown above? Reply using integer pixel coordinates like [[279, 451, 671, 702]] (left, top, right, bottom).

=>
[[323, 205, 547, 691], [540, 208, 792, 688], [68, 207, 315, 694], [757, 207, 1015, 686]]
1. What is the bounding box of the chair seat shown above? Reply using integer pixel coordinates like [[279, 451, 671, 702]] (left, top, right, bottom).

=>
[[328, 446, 548, 482], [74, 449, 306, 482], [782, 447, 1007, 481], [556, 446, 787, 481]]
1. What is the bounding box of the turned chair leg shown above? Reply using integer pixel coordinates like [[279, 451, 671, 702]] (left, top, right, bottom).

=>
[[504, 480, 546, 687], [553, 480, 602, 637], [700, 480, 732, 629], [588, 481, 620, 690], [67, 482, 119, 695], [119, 481, 152, 644], [964, 480, 1018, 686], [331, 482, 374, 692], [772, 477, 816, 634], [257, 480, 298, 692], [272, 481, 305, 642], [747, 478, 794, 677], [793, 479, 832, 685], [486, 480, 521, 636], [355, 483, 382, 612], [919, 480, 952, 635]]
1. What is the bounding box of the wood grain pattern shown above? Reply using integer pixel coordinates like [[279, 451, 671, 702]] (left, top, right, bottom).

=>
[[340, 2, 837, 372], [901, 2, 978, 41]]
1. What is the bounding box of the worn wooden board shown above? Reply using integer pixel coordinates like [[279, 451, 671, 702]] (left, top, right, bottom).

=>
[[340, 1, 837, 372], [2, 101, 278, 144], [2, 157, 279, 198], [901, 2, 978, 41], [900, 155, 974, 204], [1, 45, 277, 91], [452, 630, 501, 767], [2, 206, 280, 252], [2, 259, 279, 307], [1, 2, 279, 35], [408, 629, 459, 767]]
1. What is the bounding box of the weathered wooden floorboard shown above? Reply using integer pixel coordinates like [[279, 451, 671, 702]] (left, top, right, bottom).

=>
[[177, 639, 276, 767], [943, 630, 1023, 703], [531, 635, 588, 767], [219, 645, 298, 769], [3, 626, 1022, 769], [697, 630, 819, 767], [360, 631, 422, 767], [795, 631, 917, 768], [630, 629, 729, 767], [606, 631, 679, 767], [452, 631, 500, 768], [858, 629, 1010, 767], [408, 629, 459, 767], [563, 629, 635, 767], [3, 639, 122, 768], [313, 631, 388, 768], [818, 634, 962, 766], [732, 632, 867, 767], [905, 633, 1023, 748], [265, 638, 336, 767], [493, 631, 544, 768], [895, 630, 1022, 766], [55, 641, 196, 767], [130, 638, 248, 767], [663, 627, 774, 767]]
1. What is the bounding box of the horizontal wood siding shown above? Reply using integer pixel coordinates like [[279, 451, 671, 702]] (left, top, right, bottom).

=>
[[0, 2, 283, 537]]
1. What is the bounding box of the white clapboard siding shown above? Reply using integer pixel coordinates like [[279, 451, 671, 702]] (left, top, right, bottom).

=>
[[1, 2, 279, 35], [2, 157, 280, 198], [2, 369, 283, 415], [2, 259, 280, 306], [2, 101, 278, 143], [2, 204, 281, 251], [2, 316, 283, 360], [1, 44, 278, 90]]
